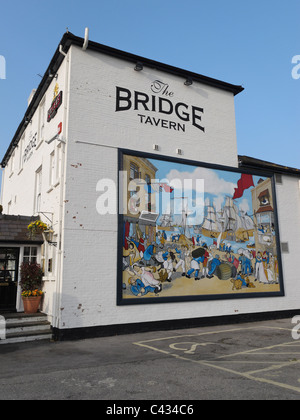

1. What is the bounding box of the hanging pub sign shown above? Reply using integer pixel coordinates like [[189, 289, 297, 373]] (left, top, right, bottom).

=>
[[117, 149, 284, 305], [47, 83, 63, 122]]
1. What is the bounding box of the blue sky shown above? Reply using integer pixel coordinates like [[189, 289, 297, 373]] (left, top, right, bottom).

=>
[[0, 0, 299, 183]]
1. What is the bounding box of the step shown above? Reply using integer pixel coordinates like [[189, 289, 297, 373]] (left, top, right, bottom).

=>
[[0, 331, 53, 345], [0, 312, 53, 344], [6, 320, 51, 334], [3, 313, 48, 326]]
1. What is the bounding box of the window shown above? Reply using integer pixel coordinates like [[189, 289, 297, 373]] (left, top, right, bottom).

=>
[[23, 247, 38, 263], [9, 151, 15, 175], [39, 98, 46, 142], [34, 167, 42, 213], [130, 162, 140, 180], [19, 135, 24, 172], [56, 143, 62, 182], [48, 258, 53, 273], [49, 151, 55, 187], [48, 145, 62, 189], [258, 189, 270, 207], [145, 174, 151, 212], [0, 248, 19, 285]]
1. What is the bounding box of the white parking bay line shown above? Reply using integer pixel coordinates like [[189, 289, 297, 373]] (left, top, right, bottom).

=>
[[134, 326, 300, 395]]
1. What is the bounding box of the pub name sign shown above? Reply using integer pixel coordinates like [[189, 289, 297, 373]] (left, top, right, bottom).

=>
[[115, 80, 205, 133]]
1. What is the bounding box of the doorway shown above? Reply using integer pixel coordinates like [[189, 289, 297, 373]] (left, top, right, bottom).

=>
[[0, 248, 20, 312]]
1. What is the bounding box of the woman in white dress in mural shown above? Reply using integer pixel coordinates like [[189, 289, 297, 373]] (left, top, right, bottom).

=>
[[255, 251, 269, 283]]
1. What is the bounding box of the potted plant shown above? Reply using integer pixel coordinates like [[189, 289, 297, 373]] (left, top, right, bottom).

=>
[[27, 220, 49, 239], [20, 262, 44, 314]]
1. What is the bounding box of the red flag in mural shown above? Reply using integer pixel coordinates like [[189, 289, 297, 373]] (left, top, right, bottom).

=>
[[233, 173, 254, 200], [159, 183, 174, 193]]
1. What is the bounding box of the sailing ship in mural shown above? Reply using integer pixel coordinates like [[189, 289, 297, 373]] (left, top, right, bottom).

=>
[[119, 152, 283, 304], [199, 196, 255, 243], [201, 202, 220, 239]]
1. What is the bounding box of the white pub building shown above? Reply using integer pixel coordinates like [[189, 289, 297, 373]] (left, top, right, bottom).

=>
[[1, 30, 300, 341]]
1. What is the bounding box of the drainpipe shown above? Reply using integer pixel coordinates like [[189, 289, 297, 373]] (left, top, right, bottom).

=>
[[82, 28, 89, 51], [59, 45, 67, 57], [52, 49, 70, 330]]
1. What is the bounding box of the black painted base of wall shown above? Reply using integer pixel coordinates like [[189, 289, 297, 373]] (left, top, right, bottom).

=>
[[52, 309, 300, 341]]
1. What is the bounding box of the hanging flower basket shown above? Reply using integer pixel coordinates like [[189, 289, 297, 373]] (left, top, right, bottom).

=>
[[27, 220, 49, 239]]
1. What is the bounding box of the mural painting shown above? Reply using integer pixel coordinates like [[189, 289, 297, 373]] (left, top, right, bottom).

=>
[[118, 151, 284, 304]]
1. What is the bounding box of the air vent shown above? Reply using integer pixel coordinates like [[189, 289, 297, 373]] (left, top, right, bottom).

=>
[[281, 242, 289, 253]]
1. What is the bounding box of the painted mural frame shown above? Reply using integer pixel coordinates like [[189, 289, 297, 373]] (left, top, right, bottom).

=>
[[117, 149, 285, 306]]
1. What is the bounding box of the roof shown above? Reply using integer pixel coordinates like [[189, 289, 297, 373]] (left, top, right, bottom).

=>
[[256, 206, 274, 214], [1, 31, 244, 168], [239, 155, 300, 176], [258, 189, 270, 198], [0, 215, 43, 244]]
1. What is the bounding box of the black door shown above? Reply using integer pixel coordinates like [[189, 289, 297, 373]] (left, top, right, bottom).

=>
[[0, 248, 20, 312]]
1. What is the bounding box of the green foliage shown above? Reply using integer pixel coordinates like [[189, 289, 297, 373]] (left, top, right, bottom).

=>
[[20, 262, 44, 291]]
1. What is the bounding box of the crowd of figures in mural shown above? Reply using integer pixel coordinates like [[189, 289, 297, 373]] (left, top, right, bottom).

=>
[[120, 154, 282, 302]]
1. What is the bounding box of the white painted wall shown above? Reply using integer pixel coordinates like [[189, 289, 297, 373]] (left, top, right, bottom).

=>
[[2, 43, 299, 331], [1, 53, 70, 320], [57, 46, 300, 331], [1, 57, 68, 221], [67, 46, 239, 168]]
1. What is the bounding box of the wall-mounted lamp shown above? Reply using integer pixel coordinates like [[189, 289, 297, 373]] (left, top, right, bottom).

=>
[[45, 134, 66, 145], [45, 123, 65, 145], [134, 62, 143, 71], [48, 70, 58, 79], [184, 77, 193, 86]]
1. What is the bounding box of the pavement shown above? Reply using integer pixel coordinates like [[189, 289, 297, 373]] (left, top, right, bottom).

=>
[[1, 317, 300, 401]]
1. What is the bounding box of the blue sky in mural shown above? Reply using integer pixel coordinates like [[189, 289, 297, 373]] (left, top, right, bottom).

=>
[[148, 156, 268, 252], [0, 0, 299, 187]]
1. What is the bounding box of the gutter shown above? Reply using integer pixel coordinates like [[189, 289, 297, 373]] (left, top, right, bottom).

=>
[[238, 155, 300, 176], [66, 32, 244, 96]]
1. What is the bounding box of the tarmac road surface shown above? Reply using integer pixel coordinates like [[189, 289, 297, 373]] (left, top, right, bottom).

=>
[[1, 317, 300, 401]]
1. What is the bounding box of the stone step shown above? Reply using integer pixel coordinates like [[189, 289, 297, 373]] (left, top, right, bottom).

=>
[[0, 312, 53, 344], [6, 320, 51, 334], [5, 314, 49, 326], [0, 331, 53, 345], [2, 312, 47, 325]]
